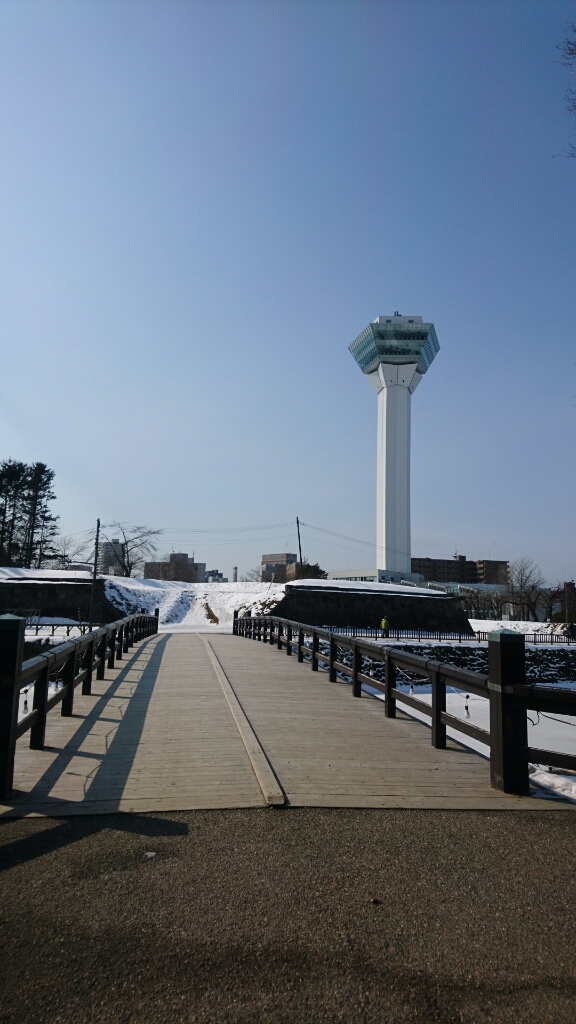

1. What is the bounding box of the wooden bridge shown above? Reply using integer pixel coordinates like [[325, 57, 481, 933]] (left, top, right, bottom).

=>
[[1, 626, 573, 817]]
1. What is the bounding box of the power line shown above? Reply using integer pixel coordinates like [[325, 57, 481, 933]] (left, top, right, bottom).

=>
[[300, 521, 411, 561], [300, 522, 375, 550], [159, 522, 293, 535]]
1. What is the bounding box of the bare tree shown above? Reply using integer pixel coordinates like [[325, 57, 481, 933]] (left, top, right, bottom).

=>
[[53, 534, 92, 569], [541, 582, 565, 622], [102, 523, 162, 577], [460, 586, 507, 621], [240, 567, 263, 582], [560, 21, 576, 156], [505, 557, 546, 621]]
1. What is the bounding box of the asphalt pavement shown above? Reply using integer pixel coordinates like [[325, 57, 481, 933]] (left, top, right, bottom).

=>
[[1, 807, 575, 1023]]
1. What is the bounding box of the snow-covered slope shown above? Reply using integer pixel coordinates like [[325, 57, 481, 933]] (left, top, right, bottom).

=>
[[104, 578, 285, 632], [470, 619, 571, 635]]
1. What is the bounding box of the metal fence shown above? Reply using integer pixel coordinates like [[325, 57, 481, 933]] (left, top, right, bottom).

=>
[[324, 625, 575, 645]]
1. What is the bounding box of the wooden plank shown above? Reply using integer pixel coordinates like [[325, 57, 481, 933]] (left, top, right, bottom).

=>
[[200, 636, 285, 806], [1, 634, 266, 817]]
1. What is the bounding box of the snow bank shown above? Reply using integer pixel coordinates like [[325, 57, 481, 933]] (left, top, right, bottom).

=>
[[530, 770, 576, 801], [288, 579, 445, 597], [104, 578, 285, 632], [0, 567, 92, 580], [469, 619, 570, 636]]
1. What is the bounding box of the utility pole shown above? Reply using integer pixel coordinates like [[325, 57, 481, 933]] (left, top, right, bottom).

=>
[[88, 518, 100, 632], [296, 517, 303, 580]]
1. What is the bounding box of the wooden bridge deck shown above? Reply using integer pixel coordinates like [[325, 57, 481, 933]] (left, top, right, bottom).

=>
[[0, 633, 571, 817]]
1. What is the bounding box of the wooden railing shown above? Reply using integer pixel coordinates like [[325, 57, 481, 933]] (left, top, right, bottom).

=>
[[0, 612, 159, 800], [233, 614, 576, 796]]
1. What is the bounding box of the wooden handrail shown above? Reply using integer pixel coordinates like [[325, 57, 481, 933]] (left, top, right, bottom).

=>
[[233, 613, 576, 796], [0, 612, 159, 799]]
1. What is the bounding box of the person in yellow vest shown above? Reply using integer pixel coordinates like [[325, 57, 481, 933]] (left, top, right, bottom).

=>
[[380, 616, 389, 638]]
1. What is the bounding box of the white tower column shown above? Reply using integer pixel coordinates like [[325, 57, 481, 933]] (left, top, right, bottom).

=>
[[349, 314, 439, 582], [369, 363, 421, 574]]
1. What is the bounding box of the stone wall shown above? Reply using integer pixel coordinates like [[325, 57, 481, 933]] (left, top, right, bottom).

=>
[[269, 589, 473, 633], [0, 580, 136, 624]]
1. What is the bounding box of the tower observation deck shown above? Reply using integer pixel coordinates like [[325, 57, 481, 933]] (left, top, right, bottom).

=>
[[349, 315, 439, 580]]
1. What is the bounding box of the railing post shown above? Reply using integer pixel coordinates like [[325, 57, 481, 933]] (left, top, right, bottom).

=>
[[82, 637, 95, 695], [263, 619, 268, 644], [329, 635, 337, 682], [61, 649, 77, 717], [116, 625, 124, 661], [286, 625, 292, 656], [30, 661, 49, 749], [488, 630, 529, 794], [154, 608, 159, 634], [352, 642, 361, 697], [233, 610, 238, 636], [430, 666, 446, 748], [0, 615, 25, 798], [312, 631, 319, 672], [297, 628, 304, 662], [385, 652, 396, 717], [107, 628, 116, 670], [96, 632, 106, 679], [123, 622, 129, 653], [277, 621, 283, 651]]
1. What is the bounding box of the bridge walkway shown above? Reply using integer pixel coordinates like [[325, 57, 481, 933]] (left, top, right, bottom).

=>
[[0, 632, 570, 816]]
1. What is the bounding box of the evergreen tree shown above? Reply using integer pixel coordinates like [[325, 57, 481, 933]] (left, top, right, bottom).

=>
[[0, 460, 28, 565], [0, 460, 59, 567]]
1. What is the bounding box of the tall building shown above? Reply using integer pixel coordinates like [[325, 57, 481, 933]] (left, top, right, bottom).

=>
[[98, 538, 125, 575], [261, 553, 298, 583], [411, 555, 509, 585], [349, 314, 439, 581], [143, 553, 206, 583]]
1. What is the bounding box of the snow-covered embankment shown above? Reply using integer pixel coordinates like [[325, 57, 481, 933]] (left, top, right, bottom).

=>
[[104, 578, 286, 632]]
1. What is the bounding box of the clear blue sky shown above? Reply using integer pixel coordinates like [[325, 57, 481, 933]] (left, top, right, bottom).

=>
[[1, 0, 575, 582]]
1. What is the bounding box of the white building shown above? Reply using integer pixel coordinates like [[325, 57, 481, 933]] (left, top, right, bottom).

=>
[[97, 538, 125, 575], [349, 314, 439, 582]]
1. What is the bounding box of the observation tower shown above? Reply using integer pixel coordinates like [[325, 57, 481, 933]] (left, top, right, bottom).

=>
[[349, 314, 439, 581]]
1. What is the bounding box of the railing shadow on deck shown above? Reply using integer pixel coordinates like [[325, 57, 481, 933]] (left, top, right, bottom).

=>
[[0, 613, 161, 805], [2, 634, 169, 818]]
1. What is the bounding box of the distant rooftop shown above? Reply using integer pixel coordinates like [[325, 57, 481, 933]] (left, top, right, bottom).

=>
[[349, 315, 439, 375]]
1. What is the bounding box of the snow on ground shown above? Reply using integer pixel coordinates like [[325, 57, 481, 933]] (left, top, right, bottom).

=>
[[0, 567, 92, 580], [470, 619, 571, 635], [104, 578, 286, 631]]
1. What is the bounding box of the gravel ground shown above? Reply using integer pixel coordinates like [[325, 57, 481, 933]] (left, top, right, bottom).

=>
[[1, 808, 575, 1023]]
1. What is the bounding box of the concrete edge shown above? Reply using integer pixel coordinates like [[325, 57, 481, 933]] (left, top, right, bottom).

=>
[[200, 635, 286, 807]]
